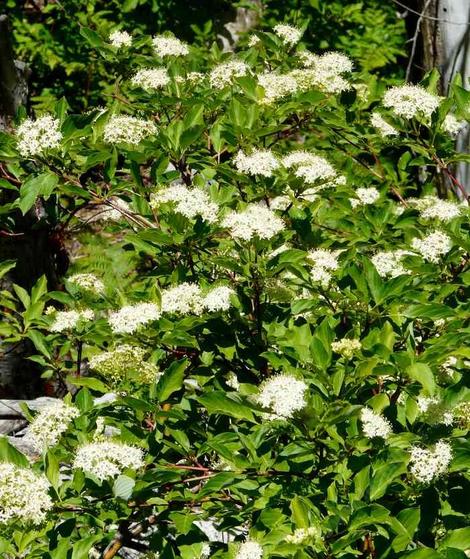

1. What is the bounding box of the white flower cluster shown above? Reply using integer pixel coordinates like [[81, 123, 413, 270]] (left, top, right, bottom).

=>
[[258, 72, 299, 104], [295, 51, 352, 94], [409, 440, 452, 483], [454, 401, 470, 429], [73, 441, 145, 481], [370, 112, 399, 137], [109, 30, 132, 48], [411, 230, 452, 262], [226, 372, 240, 390], [108, 302, 160, 334], [24, 400, 79, 452], [0, 464, 52, 525], [131, 68, 170, 91], [286, 152, 345, 190], [150, 184, 219, 222], [350, 187, 380, 208], [409, 195, 462, 222], [256, 374, 308, 418], [152, 35, 189, 57], [416, 396, 453, 426], [68, 273, 105, 294], [50, 309, 94, 332], [235, 541, 263, 559], [443, 114, 466, 137], [331, 338, 361, 358], [222, 204, 285, 240], [273, 24, 303, 47], [103, 115, 157, 145], [361, 407, 393, 439], [209, 60, 249, 89], [383, 85, 441, 120], [308, 248, 340, 286], [17, 115, 62, 157], [440, 355, 458, 377], [161, 283, 234, 315], [234, 149, 279, 177], [285, 526, 320, 544], [89, 345, 160, 384], [248, 35, 261, 47], [371, 250, 410, 278]]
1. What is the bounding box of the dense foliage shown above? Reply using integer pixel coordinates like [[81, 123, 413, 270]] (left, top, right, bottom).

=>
[[0, 17, 469, 559], [6, 0, 406, 111]]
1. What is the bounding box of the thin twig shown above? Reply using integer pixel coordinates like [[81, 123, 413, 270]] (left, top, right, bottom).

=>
[[406, 0, 433, 81]]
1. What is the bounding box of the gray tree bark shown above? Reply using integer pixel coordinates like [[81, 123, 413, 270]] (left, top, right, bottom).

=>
[[0, 14, 29, 130], [414, 0, 470, 192]]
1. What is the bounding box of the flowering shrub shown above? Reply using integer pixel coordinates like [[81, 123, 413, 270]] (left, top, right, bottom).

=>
[[0, 22, 469, 559]]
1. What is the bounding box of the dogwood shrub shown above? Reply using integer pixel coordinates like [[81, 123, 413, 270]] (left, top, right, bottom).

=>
[[0, 24, 469, 559]]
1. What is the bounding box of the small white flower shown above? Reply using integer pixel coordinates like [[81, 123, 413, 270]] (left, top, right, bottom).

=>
[[68, 273, 105, 294], [292, 51, 352, 94], [109, 30, 132, 48], [49, 309, 94, 332], [152, 35, 189, 57], [226, 372, 240, 390], [0, 464, 52, 525], [203, 286, 235, 312], [131, 68, 170, 91], [285, 526, 320, 544], [24, 400, 79, 452], [89, 345, 160, 384], [350, 187, 380, 208], [209, 60, 249, 89], [371, 112, 399, 137], [256, 375, 308, 418], [73, 441, 145, 481], [443, 114, 466, 137], [150, 184, 219, 223], [411, 230, 452, 262], [108, 303, 160, 334], [383, 84, 441, 120], [235, 540, 263, 559], [103, 115, 157, 145], [161, 283, 205, 315], [248, 35, 260, 47], [361, 407, 392, 439], [234, 149, 279, 177], [273, 24, 303, 47], [222, 204, 285, 241], [17, 115, 62, 157], [371, 250, 410, 278], [331, 338, 361, 358], [410, 195, 462, 222], [409, 440, 452, 483], [258, 72, 298, 104]]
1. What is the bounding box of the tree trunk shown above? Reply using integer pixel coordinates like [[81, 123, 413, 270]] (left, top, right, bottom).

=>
[[407, 0, 470, 192]]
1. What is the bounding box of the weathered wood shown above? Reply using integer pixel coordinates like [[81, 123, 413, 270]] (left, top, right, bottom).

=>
[[0, 14, 29, 130]]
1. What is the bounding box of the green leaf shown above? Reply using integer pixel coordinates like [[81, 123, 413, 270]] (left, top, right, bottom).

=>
[[19, 172, 58, 214], [441, 527, 470, 551], [27, 330, 51, 358], [370, 461, 407, 500], [0, 260, 16, 279], [79, 27, 104, 48], [198, 391, 255, 421], [45, 451, 60, 490], [406, 363, 436, 395], [71, 536, 104, 559], [113, 474, 135, 500], [291, 495, 311, 528], [0, 436, 29, 467], [67, 376, 109, 393], [156, 358, 188, 401]]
